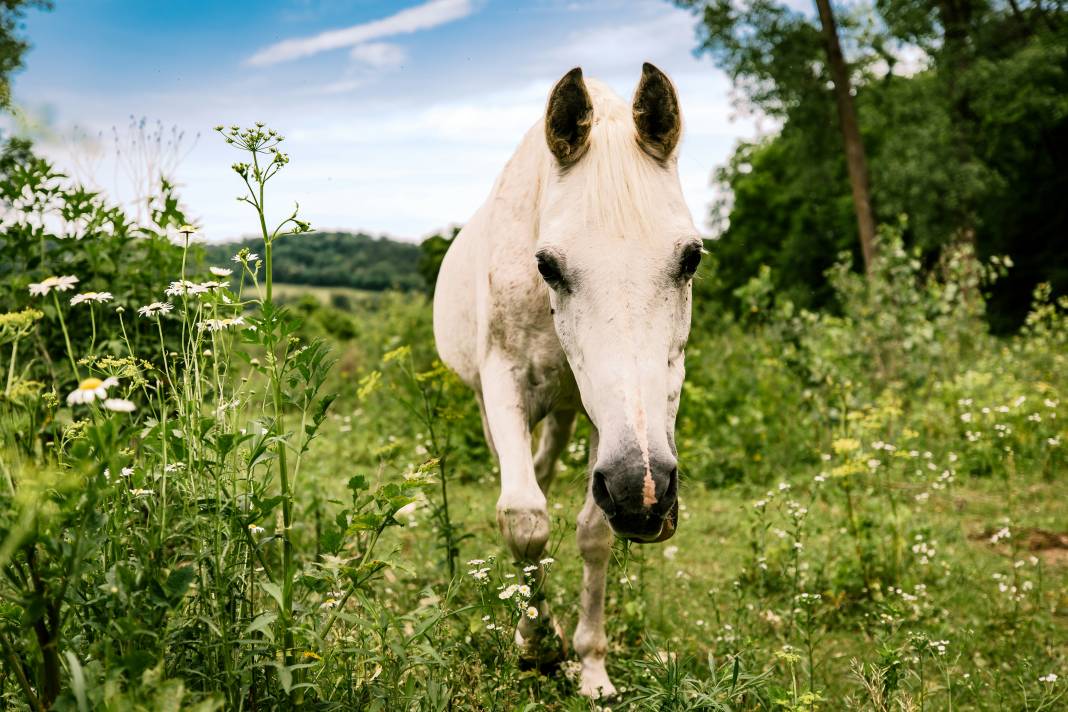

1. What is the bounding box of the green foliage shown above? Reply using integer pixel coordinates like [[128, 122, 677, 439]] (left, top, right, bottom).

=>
[[0, 1, 50, 109], [0, 137, 195, 385], [680, 0, 1068, 330], [417, 226, 460, 296], [204, 231, 424, 293]]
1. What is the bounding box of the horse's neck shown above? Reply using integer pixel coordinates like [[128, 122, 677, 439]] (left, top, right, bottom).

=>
[[485, 123, 550, 245]]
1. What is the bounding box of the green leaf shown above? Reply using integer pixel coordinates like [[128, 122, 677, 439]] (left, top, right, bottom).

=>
[[261, 581, 284, 610], [164, 566, 196, 602], [65, 651, 88, 712], [244, 612, 277, 642]]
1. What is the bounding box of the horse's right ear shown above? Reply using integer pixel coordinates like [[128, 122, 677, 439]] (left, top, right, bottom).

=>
[[545, 67, 593, 168]]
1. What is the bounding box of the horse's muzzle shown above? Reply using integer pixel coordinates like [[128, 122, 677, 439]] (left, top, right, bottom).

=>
[[592, 457, 679, 543], [609, 497, 678, 543]]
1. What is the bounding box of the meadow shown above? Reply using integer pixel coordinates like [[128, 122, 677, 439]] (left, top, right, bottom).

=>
[[0, 126, 1066, 711]]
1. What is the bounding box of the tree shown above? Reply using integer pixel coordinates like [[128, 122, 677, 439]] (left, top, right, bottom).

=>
[[0, 1, 50, 110], [677, 0, 1068, 328], [814, 0, 878, 271], [676, 0, 881, 272], [418, 226, 461, 296]]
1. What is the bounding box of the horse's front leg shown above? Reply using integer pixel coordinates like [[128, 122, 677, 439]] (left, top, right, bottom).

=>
[[480, 356, 564, 663], [574, 428, 617, 699]]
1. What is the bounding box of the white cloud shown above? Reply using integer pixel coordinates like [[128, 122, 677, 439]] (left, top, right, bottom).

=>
[[349, 42, 407, 69], [550, 9, 698, 74], [246, 0, 475, 67]]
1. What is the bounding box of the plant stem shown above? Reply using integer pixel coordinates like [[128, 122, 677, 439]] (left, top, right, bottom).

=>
[[52, 293, 79, 380], [5, 338, 18, 396], [253, 148, 295, 670]]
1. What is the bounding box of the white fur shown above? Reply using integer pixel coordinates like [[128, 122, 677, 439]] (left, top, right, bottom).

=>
[[434, 72, 698, 698]]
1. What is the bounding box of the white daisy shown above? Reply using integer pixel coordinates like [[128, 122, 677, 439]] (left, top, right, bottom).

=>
[[66, 377, 119, 405], [70, 291, 113, 306], [209, 266, 233, 277], [138, 302, 174, 317], [29, 275, 79, 297], [165, 280, 208, 297], [103, 398, 136, 412], [197, 316, 246, 332]]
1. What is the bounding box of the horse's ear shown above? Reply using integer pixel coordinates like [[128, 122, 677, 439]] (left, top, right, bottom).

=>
[[545, 67, 593, 167], [633, 62, 681, 163]]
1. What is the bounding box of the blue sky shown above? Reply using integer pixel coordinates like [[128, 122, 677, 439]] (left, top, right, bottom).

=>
[[8, 0, 771, 241]]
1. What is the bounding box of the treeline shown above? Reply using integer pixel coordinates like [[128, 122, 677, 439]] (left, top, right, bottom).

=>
[[676, 0, 1068, 331], [204, 232, 424, 292]]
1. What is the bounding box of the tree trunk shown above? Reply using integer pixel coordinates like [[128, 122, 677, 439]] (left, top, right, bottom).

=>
[[814, 0, 878, 273]]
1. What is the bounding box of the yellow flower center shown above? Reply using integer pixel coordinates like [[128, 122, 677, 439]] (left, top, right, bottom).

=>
[[78, 378, 104, 391]]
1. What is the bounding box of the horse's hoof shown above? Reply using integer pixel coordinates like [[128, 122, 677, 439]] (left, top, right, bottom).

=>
[[516, 617, 569, 672], [578, 678, 618, 700]]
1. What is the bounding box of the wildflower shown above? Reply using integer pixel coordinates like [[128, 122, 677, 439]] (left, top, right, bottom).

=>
[[29, 275, 79, 296], [467, 558, 487, 566], [209, 266, 233, 277], [67, 376, 119, 405], [248, 524, 265, 535], [522, 564, 538, 574], [498, 584, 519, 600], [178, 224, 197, 236], [516, 584, 531, 598], [1049, 437, 1061, 447], [1039, 673, 1058, 683], [663, 545, 679, 560], [120, 467, 134, 478], [70, 291, 113, 306], [129, 488, 153, 497], [321, 598, 339, 609], [525, 606, 539, 620], [539, 557, 555, 567], [103, 398, 136, 412], [166, 280, 208, 297], [832, 438, 860, 454], [990, 527, 1011, 544], [197, 316, 246, 332], [138, 302, 173, 317]]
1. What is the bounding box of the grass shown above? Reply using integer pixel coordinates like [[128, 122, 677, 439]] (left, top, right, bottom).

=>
[[299, 386, 1068, 709]]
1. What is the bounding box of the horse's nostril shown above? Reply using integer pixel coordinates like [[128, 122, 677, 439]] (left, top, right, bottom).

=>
[[591, 468, 616, 515]]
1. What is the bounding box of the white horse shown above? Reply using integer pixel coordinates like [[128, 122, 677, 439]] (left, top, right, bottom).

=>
[[433, 63, 700, 698]]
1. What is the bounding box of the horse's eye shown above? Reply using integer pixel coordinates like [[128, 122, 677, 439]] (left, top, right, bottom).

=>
[[536, 251, 567, 290], [678, 242, 702, 279]]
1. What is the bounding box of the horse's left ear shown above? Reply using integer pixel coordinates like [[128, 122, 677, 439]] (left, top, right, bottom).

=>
[[633, 62, 681, 163]]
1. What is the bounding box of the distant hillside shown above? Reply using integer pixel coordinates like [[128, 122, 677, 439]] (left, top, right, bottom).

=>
[[204, 231, 423, 292]]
